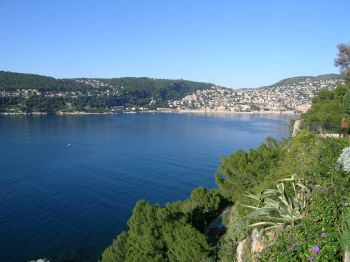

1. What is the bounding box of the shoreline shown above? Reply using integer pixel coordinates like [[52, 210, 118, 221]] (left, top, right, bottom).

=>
[[161, 109, 298, 115], [0, 110, 300, 116]]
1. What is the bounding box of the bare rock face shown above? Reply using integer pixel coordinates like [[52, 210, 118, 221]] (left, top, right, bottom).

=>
[[251, 228, 260, 254], [251, 228, 266, 261], [236, 238, 250, 262], [292, 119, 302, 137], [345, 250, 350, 262], [236, 228, 268, 262]]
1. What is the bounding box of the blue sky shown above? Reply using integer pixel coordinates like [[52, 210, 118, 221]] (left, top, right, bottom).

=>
[[0, 0, 349, 88]]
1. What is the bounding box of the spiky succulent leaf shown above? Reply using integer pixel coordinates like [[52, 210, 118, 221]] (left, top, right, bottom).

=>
[[242, 174, 311, 231]]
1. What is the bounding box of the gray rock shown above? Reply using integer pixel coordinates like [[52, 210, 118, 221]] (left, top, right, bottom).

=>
[[292, 119, 302, 137]]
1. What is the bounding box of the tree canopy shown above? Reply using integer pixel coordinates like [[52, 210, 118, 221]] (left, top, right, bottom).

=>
[[335, 43, 350, 77]]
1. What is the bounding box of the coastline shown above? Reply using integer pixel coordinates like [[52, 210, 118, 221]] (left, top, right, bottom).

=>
[[0, 111, 113, 116], [0, 112, 49, 115], [0, 109, 300, 116], [162, 109, 298, 115]]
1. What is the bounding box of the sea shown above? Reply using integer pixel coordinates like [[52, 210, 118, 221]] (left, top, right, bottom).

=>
[[0, 113, 296, 262]]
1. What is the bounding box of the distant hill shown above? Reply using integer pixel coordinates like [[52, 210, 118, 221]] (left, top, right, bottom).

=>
[[0, 71, 213, 102], [76, 77, 214, 103], [169, 74, 345, 112], [0, 71, 92, 91], [262, 74, 344, 89], [0, 71, 214, 113]]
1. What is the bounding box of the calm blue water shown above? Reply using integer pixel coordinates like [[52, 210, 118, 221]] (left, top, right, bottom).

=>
[[0, 113, 294, 262]]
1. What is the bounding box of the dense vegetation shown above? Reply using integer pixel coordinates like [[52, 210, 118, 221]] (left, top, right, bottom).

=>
[[0, 96, 109, 114], [0, 71, 93, 92], [301, 84, 350, 133], [101, 45, 350, 261], [96, 77, 213, 102], [101, 188, 228, 262], [0, 71, 213, 113], [301, 44, 350, 133]]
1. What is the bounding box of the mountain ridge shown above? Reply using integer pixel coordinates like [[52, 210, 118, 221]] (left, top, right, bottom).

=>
[[0, 70, 344, 90]]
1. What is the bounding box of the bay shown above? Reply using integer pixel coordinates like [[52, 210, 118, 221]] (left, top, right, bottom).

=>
[[0, 113, 295, 262]]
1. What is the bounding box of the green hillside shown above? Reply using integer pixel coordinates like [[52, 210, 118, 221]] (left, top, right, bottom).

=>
[[0, 71, 92, 91], [0, 71, 212, 95], [0, 71, 213, 113], [81, 77, 213, 103]]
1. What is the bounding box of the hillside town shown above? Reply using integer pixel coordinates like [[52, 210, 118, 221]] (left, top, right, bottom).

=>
[[168, 76, 344, 113]]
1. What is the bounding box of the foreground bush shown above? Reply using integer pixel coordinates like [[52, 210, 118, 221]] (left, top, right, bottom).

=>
[[260, 188, 345, 261]]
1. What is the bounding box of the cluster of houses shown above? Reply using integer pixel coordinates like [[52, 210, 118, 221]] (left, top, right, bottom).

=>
[[168, 77, 343, 113], [1, 89, 42, 97], [1, 79, 122, 98]]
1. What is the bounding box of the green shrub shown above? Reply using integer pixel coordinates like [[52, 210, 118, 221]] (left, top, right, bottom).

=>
[[260, 190, 344, 261], [215, 137, 281, 202], [101, 232, 129, 262], [217, 237, 237, 262], [226, 207, 250, 242], [340, 206, 350, 252], [216, 206, 250, 262]]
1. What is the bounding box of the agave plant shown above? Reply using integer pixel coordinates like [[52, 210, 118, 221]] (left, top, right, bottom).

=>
[[241, 174, 311, 231], [337, 147, 350, 173]]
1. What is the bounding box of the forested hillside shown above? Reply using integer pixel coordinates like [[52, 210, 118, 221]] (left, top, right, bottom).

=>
[[0, 71, 92, 91], [0, 71, 213, 113], [92, 77, 213, 101]]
